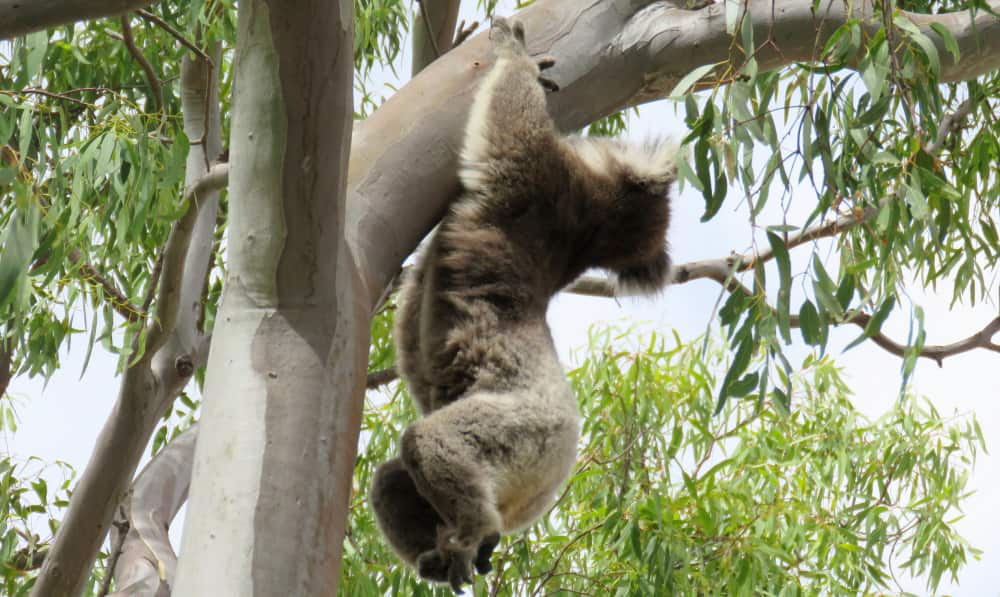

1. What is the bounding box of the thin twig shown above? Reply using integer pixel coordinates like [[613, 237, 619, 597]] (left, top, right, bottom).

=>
[[822, 313, 1000, 366], [69, 250, 146, 323], [527, 521, 605, 597], [119, 16, 164, 114], [141, 248, 166, 316], [0, 88, 90, 106], [925, 98, 974, 155], [453, 19, 479, 47], [366, 367, 398, 389], [570, 262, 1000, 366], [95, 517, 129, 597], [136, 9, 211, 62]]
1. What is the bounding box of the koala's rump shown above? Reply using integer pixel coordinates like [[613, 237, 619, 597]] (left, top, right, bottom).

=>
[[409, 385, 579, 533]]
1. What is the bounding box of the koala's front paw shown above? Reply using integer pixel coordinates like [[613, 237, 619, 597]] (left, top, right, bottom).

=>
[[490, 17, 527, 56]]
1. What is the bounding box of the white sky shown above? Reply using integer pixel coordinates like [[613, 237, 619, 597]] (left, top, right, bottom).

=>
[[3, 2, 999, 595]]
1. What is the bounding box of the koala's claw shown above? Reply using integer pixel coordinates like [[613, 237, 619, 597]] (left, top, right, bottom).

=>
[[474, 532, 500, 574], [539, 76, 560, 93], [448, 555, 475, 595], [537, 56, 556, 71]]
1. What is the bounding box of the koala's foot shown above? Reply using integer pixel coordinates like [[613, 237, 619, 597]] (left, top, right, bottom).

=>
[[417, 546, 476, 595], [490, 17, 527, 57], [537, 56, 559, 92], [474, 532, 501, 574]]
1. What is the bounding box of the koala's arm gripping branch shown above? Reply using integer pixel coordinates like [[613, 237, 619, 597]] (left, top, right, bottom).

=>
[[458, 32, 561, 197]]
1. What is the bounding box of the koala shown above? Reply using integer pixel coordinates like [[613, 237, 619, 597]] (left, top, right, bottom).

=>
[[370, 17, 676, 594]]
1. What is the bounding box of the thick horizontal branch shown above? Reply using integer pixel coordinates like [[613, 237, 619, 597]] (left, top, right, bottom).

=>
[[185, 162, 229, 202], [0, 0, 157, 39]]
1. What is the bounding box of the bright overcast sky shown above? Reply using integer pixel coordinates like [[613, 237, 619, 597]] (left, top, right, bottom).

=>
[[4, 2, 998, 595]]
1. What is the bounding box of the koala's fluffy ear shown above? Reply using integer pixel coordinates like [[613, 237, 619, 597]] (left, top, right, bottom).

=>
[[620, 139, 680, 196]]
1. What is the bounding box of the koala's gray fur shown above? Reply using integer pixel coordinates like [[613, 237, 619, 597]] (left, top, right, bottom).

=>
[[370, 17, 676, 594]]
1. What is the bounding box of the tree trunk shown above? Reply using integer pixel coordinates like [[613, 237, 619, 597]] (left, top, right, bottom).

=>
[[172, 0, 364, 594]]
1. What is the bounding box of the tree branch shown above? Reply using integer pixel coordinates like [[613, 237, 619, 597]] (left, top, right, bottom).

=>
[[0, 0, 158, 39], [31, 46, 223, 597], [346, 0, 1000, 311], [411, 0, 461, 75], [452, 19, 479, 48], [95, 518, 128, 597], [0, 88, 91, 107], [0, 335, 13, 398], [143, 162, 227, 354], [823, 313, 1000, 366], [366, 366, 398, 389], [109, 426, 197, 597], [119, 15, 164, 115], [925, 97, 974, 156], [565, 219, 1000, 365], [136, 9, 211, 63], [68, 249, 147, 324]]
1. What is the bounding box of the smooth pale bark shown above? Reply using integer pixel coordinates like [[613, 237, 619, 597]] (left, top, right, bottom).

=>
[[109, 426, 197, 597], [29, 45, 222, 597], [0, 0, 155, 39], [172, 0, 362, 594]]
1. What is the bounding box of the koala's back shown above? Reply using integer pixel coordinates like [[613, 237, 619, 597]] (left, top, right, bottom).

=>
[[395, 193, 572, 414]]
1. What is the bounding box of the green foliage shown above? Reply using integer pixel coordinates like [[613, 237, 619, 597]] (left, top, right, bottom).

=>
[[0, 457, 109, 596], [586, 110, 633, 138], [341, 327, 982, 596], [0, 11, 209, 379], [0, 0, 414, 384], [673, 8, 999, 410]]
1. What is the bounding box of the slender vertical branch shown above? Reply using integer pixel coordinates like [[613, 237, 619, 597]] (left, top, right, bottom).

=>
[[119, 15, 164, 114]]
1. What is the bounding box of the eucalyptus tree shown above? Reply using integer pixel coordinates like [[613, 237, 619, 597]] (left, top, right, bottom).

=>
[[0, 0, 996, 594]]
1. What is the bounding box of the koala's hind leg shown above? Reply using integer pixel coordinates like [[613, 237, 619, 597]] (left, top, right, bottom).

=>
[[370, 458, 500, 583], [370, 458, 446, 579], [400, 421, 502, 593]]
